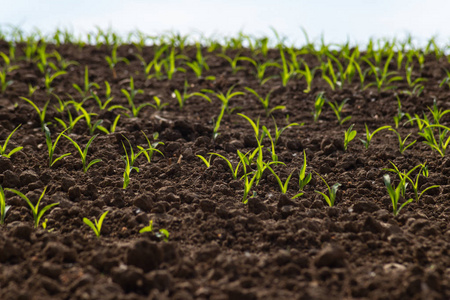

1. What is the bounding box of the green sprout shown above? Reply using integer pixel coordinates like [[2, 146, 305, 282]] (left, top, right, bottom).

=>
[[383, 174, 412, 216], [105, 45, 129, 78], [97, 114, 121, 135], [121, 77, 151, 117], [272, 115, 303, 146], [62, 134, 102, 173], [0, 185, 11, 225], [265, 164, 294, 195], [44, 125, 71, 167], [298, 150, 312, 191], [245, 87, 285, 117], [83, 211, 108, 238], [344, 124, 357, 151], [359, 124, 391, 149], [197, 154, 212, 168], [137, 131, 164, 163], [122, 138, 144, 189], [0, 69, 13, 94], [389, 128, 416, 154], [20, 97, 50, 131], [202, 86, 244, 115], [327, 98, 351, 125], [173, 81, 211, 110], [72, 66, 99, 98], [6, 186, 59, 228], [313, 92, 326, 122], [314, 171, 341, 207], [0, 124, 23, 158], [139, 220, 170, 242]]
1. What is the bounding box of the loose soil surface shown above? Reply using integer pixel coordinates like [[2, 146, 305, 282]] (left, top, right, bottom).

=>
[[0, 40, 449, 300]]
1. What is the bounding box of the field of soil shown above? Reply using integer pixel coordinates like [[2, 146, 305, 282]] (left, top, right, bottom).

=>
[[0, 34, 449, 299]]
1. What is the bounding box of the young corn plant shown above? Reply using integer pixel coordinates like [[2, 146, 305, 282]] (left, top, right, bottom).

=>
[[137, 131, 164, 163], [212, 105, 226, 139], [72, 66, 99, 98], [244, 87, 285, 117], [43, 70, 67, 94], [105, 45, 129, 79], [344, 124, 357, 151], [393, 96, 411, 129], [363, 52, 403, 93], [97, 114, 121, 135], [173, 81, 211, 110], [197, 154, 212, 168], [121, 77, 151, 117], [272, 115, 304, 146], [54, 110, 84, 134], [44, 125, 71, 167], [297, 150, 312, 192], [328, 98, 351, 125], [186, 43, 211, 78], [359, 124, 391, 149], [83, 211, 108, 238], [278, 46, 297, 87], [202, 86, 244, 115], [389, 128, 416, 154], [0, 124, 23, 158], [238, 150, 258, 204], [314, 171, 341, 207], [297, 60, 315, 93], [78, 106, 103, 135], [122, 138, 144, 189], [0, 185, 11, 225], [6, 186, 59, 228], [383, 174, 412, 216], [312, 92, 326, 122], [244, 58, 279, 85], [137, 45, 167, 80], [0, 69, 13, 94], [216, 52, 246, 75], [20, 97, 50, 131], [209, 152, 242, 180], [165, 46, 187, 80], [62, 134, 102, 173], [139, 220, 170, 241], [265, 164, 294, 195]]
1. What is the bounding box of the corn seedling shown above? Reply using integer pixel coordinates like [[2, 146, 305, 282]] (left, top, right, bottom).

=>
[[421, 124, 450, 156], [359, 124, 391, 149], [105, 45, 129, 79], [216, 52, 246, 74], [83, 211, 108, 238], [6, 186, 59, 228], [313, 92, 326, 122], [165, 47, 187, 80], [272, 115, 303, 146], [212, 105, 226, 139], [62, 134, 102, 172], [139, 220, 170, 241], [209, 152, 242, 180], [20, 97, 50, 131], [97, 114, 121, 135], [137, 45, 167, 80], [197, 154, 212, 168], [0, 185, 11, 225], [244, 58, 279, 85], [28, 84, 38, 97], [278, 46, 296, 87], [383, 174, 413, 216], [314, 171, 341, 207], [363, 52, 403, 93], [149, 96, 169, 111], [389, 128, 416, 154], [237, 113, 264, 144], [122, 138, 144, 189], [428, 99, 450, 126], [72, 66, 99, 98], [262, 126, 278, 162], [54, 110, 84, 134], [297, 60, 315, 93], [202, 86, 244, 115], [121, 77, 152, 117], [245, 87, 285, 117], [344, 124, 357, 151], [173, 81, 211, 110], [328, 98, 351, 125], [298, 150, 312, 191], [43, 70, 66, 94], [393, 96, 411, 128], [0, 124, 23, 158], [44, 125, 71, 167], [265, 164, 294, 194], [78, 106, 103, 135], [238, 151, 258, 204], [51, 50, 79, 71], [137, 131, 164, 163], [0, 69, 13, 94], [186, 43, 210, 78]]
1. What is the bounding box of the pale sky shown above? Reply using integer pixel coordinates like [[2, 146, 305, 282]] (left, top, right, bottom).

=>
[[1, 0, 449, 46]]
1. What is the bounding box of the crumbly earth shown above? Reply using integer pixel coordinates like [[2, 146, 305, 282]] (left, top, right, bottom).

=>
[[0, 40, 449, 300]]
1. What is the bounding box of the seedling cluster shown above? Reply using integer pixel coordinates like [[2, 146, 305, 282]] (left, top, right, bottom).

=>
[[0, 26, 447, 244]]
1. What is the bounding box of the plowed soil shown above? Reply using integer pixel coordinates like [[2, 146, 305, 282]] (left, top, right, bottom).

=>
[[0, 40, 449, 300]]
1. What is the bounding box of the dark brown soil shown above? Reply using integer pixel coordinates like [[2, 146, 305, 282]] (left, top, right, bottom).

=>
[[0, 40, 449, 300]]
